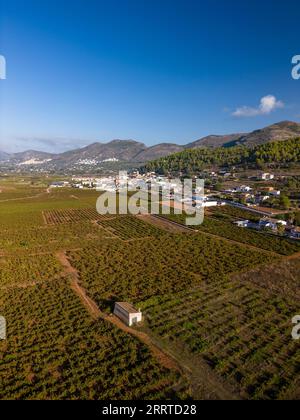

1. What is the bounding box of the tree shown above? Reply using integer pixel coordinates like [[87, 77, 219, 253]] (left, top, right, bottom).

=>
[[277, 224, 286, 236], [294, 212, 300, 226], [279, 195, 291, 210], [215, 182, 223, 192]]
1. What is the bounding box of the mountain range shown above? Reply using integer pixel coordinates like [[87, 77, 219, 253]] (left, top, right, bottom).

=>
[[1, 121, 300, 171]]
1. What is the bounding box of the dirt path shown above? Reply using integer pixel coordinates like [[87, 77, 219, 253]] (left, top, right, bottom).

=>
[[54, 249, 240, 399], [0, 281, 40, 291], [285, 251, 300, 260], [108, 315, 179, 371], [144, 334, 240, 400], [193, 230, 281, 257], [55, 250, 180, 371], [139, 214, 281, 257], [0, 188, 50, 203], [56, 250, 102, 320], [137, 214, 196, 234]]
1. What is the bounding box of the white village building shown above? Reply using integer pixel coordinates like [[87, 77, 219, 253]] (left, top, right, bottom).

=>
[[261, 173, 275, 181]]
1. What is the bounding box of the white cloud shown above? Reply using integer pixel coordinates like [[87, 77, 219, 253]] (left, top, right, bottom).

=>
[[232, 95, 284, 118]]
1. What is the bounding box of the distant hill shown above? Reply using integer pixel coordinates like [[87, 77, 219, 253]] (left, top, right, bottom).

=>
[[1, 140, 184, 169], [1, 121, 300, 171], [235, 121, 300, 147], [143, 137, 300, 175], [185, 121, 300, 149], [10, 150, 54, 161], [186, 134, 245, 149], [0, 151, 10, 161], [51, 140, 147, 165], [134, 143, 184, 161]]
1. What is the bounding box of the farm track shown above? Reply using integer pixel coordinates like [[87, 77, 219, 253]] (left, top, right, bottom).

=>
[[137, 214, 196, 234], [55, 250, 181, 373], [0, 275, 63, 291], [142, 332, 240, 400], [0, 248, 83, 258], [0, 281, 42, 291], [0, 187, 50, 203], [193, 230, 282, 257], [140, 214, 282, 258], [285, 251, 300, 260], [43, 208, 120, 226], [55, 250, 239, 399]]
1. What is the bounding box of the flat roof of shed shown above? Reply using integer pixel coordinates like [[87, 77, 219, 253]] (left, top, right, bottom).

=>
[[115, 302, 140, 314]]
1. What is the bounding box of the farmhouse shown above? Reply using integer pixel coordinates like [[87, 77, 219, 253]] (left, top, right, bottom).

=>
[[261, 173, 274, 181], [269, 190, 281, 197], [260, 186, 274, 193], [259, 218, 287, 231], [114, 302, 142, 327], [235, 220, 250, 228], [50, 181, 65, 188], [289, 227, 300, 239], [202, 200, 218, 207]]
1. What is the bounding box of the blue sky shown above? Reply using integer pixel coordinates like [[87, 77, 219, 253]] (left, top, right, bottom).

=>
[[0, 0, 299, 152]]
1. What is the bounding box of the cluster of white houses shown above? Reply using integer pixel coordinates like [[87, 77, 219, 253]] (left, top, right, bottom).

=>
[[224, 185, 282, 207], [235, 217, 300, 239]]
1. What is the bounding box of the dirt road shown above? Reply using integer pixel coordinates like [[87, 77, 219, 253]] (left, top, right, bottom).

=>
[[139, 214, 281, 257], [55, 250, 180, 371], [285, 251, 300, 260], [0, 187, 50, 203], [137, 214, 196, 234]]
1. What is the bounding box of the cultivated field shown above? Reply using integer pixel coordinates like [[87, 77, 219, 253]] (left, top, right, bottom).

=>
[[162, 213, 300, 255], [0, 177, 299, 400], [141, 275, 300, 399], [0, 280, 183, 399]]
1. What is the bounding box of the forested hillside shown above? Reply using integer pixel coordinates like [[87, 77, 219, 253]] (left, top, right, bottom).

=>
[[143, 138, 300, 174]]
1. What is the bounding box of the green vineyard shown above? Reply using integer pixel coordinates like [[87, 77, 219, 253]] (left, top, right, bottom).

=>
[[0, 181, 299, 400], [0, 280, 184, 399], [141, 277, 300, 399], [162, 213, 300, 255]]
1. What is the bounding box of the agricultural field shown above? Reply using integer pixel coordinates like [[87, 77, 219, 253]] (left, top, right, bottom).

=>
[[0, 178, 46, 201], [97, 216, 162, 240], [141, 275, 300, 400], [0, 280, 184, 400], [0, 222, 113, 255], [68, 233, 274, 310], [209, 205, 261, 223], [0, 177, 299, 400], [43, 208, 116, 225], [162, 213, 300, 256], [0, 254, 61, 288]]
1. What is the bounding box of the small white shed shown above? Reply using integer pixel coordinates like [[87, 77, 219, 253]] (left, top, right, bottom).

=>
[[114, 302, 142, 327]]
